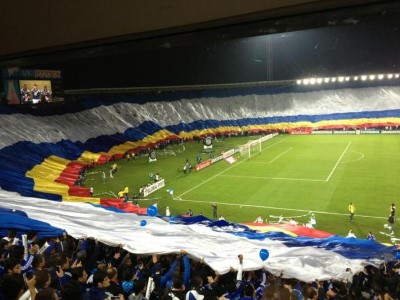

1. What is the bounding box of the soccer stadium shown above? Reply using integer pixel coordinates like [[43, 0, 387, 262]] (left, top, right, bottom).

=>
[[1, 1, 400, 299]]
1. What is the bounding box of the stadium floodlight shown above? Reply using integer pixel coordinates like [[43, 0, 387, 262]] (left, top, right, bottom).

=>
[[296, 79, 302, 85], [345, 77, 350, 81], [324, 78, 330, 83], [303, 79, 309, 85], [387, 74, 393, 79], [338, 76, 344, 82], [378, 74, 384, 80], [316, 78, 322, 84], [369, 75, 375, 80], [310, 78, 316, 85], [361, 75, 367, 81], [331, 77, 336, 82], [354, 76, 359, 81], [395, 74, 400, 78]]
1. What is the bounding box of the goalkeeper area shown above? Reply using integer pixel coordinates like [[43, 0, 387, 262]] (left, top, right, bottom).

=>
[[84, 134, 400, 243], [238, 139, 262, 158]]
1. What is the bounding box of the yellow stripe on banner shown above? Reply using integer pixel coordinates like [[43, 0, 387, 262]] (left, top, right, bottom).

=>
[[77, 151, 104, 164], [107, 130, 177, 155], [63, 196, 101, 204], [26, 155, 71, 196]]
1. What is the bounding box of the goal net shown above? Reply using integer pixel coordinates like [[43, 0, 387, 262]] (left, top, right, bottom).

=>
[[238, 139, 262, 158]]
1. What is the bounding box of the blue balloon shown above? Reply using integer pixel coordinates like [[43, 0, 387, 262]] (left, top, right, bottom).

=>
[[140, 220, 147, 227], [147, 205, 158, 217], [259, 249, 269, 261]]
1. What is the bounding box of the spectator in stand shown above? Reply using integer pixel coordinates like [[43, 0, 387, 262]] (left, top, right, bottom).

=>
[[8, 244, 38, 274], [83, 270, 112, 300], [107, 266, 124, 296], [2, 229, 20, 245], [70, 266, 88, 296], [0, 273, 36, 300], [3, 257, 22, 275], [32, 253, 46, 272], [220, 254, 244, 300]]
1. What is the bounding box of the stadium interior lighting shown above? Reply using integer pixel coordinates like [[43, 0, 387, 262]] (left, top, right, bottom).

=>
[[297, 72, 400, 85]]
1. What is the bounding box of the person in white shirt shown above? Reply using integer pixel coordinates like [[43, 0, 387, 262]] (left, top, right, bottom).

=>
[[346, 230, 356, 238], [254, 216, 263, 223]]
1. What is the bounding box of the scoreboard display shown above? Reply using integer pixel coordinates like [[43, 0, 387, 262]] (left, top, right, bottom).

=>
[[2, 68, 64, 105]]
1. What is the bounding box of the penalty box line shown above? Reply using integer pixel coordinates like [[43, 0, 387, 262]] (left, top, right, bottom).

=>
[[176, 137, 287, 199], [173, 198, 387, 220]]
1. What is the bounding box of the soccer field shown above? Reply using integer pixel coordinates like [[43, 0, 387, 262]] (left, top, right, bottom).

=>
[[85, 134, 400, 243]]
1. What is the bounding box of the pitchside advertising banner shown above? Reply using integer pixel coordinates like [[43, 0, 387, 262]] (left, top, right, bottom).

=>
[[2, 67, 64, 105], [143, 179, 165, 197]]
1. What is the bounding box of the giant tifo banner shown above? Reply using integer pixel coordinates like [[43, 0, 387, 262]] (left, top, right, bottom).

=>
[[0, 84, 400, 280]]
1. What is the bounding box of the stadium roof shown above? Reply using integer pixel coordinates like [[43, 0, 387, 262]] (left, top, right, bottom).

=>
[[1, 0, 399, 89]]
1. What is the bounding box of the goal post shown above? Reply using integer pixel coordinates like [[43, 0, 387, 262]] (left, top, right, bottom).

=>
[[238, 139, 261, 158], [237, 133, 278, 158]]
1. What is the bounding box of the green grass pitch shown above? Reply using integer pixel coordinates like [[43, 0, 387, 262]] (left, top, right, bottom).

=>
[[83, 134, 400, 244]]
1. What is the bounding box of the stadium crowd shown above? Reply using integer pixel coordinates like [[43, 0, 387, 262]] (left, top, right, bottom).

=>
[[1, 228, 400, 300]]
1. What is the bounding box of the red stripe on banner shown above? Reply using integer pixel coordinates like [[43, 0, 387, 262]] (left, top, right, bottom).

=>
[[68, 186, 91, 197], [55, 161, 85, 186], [243, 223, 333, 238], [100, 198, 148, 214]]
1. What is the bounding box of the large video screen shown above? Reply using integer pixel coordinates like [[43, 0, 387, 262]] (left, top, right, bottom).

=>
[[2, 68, 64, 105], [19, 80, 53, 104]]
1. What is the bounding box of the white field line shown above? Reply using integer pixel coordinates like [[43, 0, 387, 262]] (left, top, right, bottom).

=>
[[325, 141, 351, 182], [219, 174, 325, 182], [268, 147, 292, 164], [173, 198, 387, 220], [176, 137, 287, 198], [245, 147, 293, 164]]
